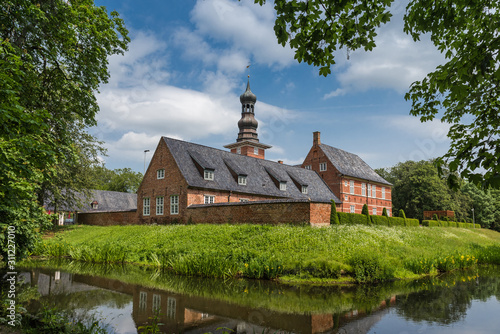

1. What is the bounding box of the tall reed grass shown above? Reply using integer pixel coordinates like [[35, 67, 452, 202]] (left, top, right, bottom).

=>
[[33, 224, 500, 283]]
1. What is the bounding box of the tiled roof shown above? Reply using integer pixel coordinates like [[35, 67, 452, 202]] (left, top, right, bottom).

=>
[[45, 190, 137, 213], [164, 137, 340, 203], [319, 144, 392, 186]]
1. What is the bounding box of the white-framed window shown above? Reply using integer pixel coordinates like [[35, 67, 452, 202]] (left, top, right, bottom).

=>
[[167, 297, 176, 319], [204, 195, 215, 204], [387, 209, 391, 217], [304, 165, 311, 170], [345, 195, 348, 201], [280, 181, 287, 191], [139, 291, 147, 311], [344, 180, 348, 187], [143, 198, 150, 216], [237, 147, 241, 154], [156, 196, 164, 215], [204, 169, 214, 180], [254, 147, 259, 155], [350, 205, 355, 213], [350, 180, 354, 194], [319, 162, 327, 171], [373, 208, 377, 215], [362, 183, 366, 196], [368, 184, 372, 197], [372, 185, 376, 198], [153, 294, 161, 312], [240, 198, 249, 202], [157, 169, 165, 179], [170, 195, 179, 215], [382, 187, 386, 199], [238, 175, 247, 185], [302, 185, 308, 194]]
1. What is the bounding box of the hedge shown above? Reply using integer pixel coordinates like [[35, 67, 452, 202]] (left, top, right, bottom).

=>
[[370, 215, 388, 226], [388, 217, 405, 226], [405, 218, 419, 227], [337, 212, 371, 225]]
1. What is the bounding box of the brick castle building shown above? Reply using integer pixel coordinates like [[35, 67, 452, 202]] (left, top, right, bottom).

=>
[[134, 79, 392, 226]]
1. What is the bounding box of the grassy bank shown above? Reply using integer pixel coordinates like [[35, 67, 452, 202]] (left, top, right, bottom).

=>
[[34, 224, 500, 283]]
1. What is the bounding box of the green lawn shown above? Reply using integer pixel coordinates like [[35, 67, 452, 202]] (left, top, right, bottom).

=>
[[35, 224, 500, 283]]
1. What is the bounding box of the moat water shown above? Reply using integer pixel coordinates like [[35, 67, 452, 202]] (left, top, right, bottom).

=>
[[8, 261, 500, 333]]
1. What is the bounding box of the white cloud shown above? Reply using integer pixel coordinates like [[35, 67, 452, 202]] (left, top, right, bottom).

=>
[[324, 1, 445, 97], [174, 0, 294, 72]]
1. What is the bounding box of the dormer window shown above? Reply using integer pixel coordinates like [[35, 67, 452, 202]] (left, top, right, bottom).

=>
[[204, 169, 214, 180], [90, 201, 98, 210], [280, 181, 287, 191], [157, 169, 165, 179], [304, 165, 311, 170], [302, 185, 308, 194], [319, 162, 327, 171], [238, 175, 247, 185]]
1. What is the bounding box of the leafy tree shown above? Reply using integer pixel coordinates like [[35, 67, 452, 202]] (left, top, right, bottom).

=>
[[377, 160, 461, 221], [0, 0, 129, 260], [461, 183, 497, 230], [330, 200, 339, 225], [257, 0, 500, 188], [92, 166, 143, 193]]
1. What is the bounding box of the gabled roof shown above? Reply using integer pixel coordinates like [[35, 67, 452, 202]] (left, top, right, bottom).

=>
[[45, 190, 137, 213], [163, 137, 340, 203], [319, 144, 392, 186]]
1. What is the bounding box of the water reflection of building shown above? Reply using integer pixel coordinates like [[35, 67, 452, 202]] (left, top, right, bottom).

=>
[[22, 269, 396, 334]]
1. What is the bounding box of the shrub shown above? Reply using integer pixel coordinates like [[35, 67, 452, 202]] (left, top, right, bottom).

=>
[[432, 214, 439, 221], [337, 212, 372, 225], [371, 215, 388, 226], [405, 218, 420, 227], [330, 200, 339, 225], [388, 217, 405, 226], [421, 220, 431, 227], [382, 207, 388, 217], [361, 204, 369, 215], [349, 252, 395, 283], [398, 209, 406, 220], [449, 222, 458, 228]]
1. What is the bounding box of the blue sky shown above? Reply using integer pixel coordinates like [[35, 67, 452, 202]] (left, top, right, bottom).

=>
[[92, 0, 450, 174]]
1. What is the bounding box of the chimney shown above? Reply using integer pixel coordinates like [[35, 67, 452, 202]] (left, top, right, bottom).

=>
[[278, 160, 283, 164], [313, 131, 321, 146]]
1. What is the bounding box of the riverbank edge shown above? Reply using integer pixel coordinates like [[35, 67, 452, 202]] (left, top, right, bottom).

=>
[[29, 224, 500, 285]]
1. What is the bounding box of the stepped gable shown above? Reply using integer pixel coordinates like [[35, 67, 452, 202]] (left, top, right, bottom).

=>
[[319, 144, 392, 186], [164, 137, 340, 203]]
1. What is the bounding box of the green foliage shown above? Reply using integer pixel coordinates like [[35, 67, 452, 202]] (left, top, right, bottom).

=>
[[405, 218, 420, 227], [330, 200, 339, 225], [0, 0, 129, 259], [257, 0, 500, 188], [399, 209, 406, 220], [256, 0, 393, 76], [388, 217, 405, 227], [432, 214, 439, 221], [337, 212, 371, 225], [382, 207, 388, 217], [33, 224, 500, 284], [349, 252, 395, 283], [91, 166, 143, 193], [361, 204, 369, 215], [371, 215, 388, 226]]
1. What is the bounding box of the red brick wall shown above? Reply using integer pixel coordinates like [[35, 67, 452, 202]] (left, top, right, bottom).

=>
[[136, 139, 189, 224], [78, 211, 138, 226], [301, 138, 392, 215], [186, 201, 331, 226], [230, 145, 265, 159]]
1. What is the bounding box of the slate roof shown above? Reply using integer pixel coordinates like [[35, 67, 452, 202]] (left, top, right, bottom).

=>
[[45, 190, 137, 213], [163, 137, 340, 203], [319, 144, 392, 186]]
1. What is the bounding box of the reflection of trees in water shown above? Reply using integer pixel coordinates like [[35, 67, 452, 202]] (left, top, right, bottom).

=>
[[396, 266, 500, 325]]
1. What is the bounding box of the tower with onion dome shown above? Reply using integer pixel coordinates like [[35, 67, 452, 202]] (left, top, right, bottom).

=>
[[224, 77, 271, 159]]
